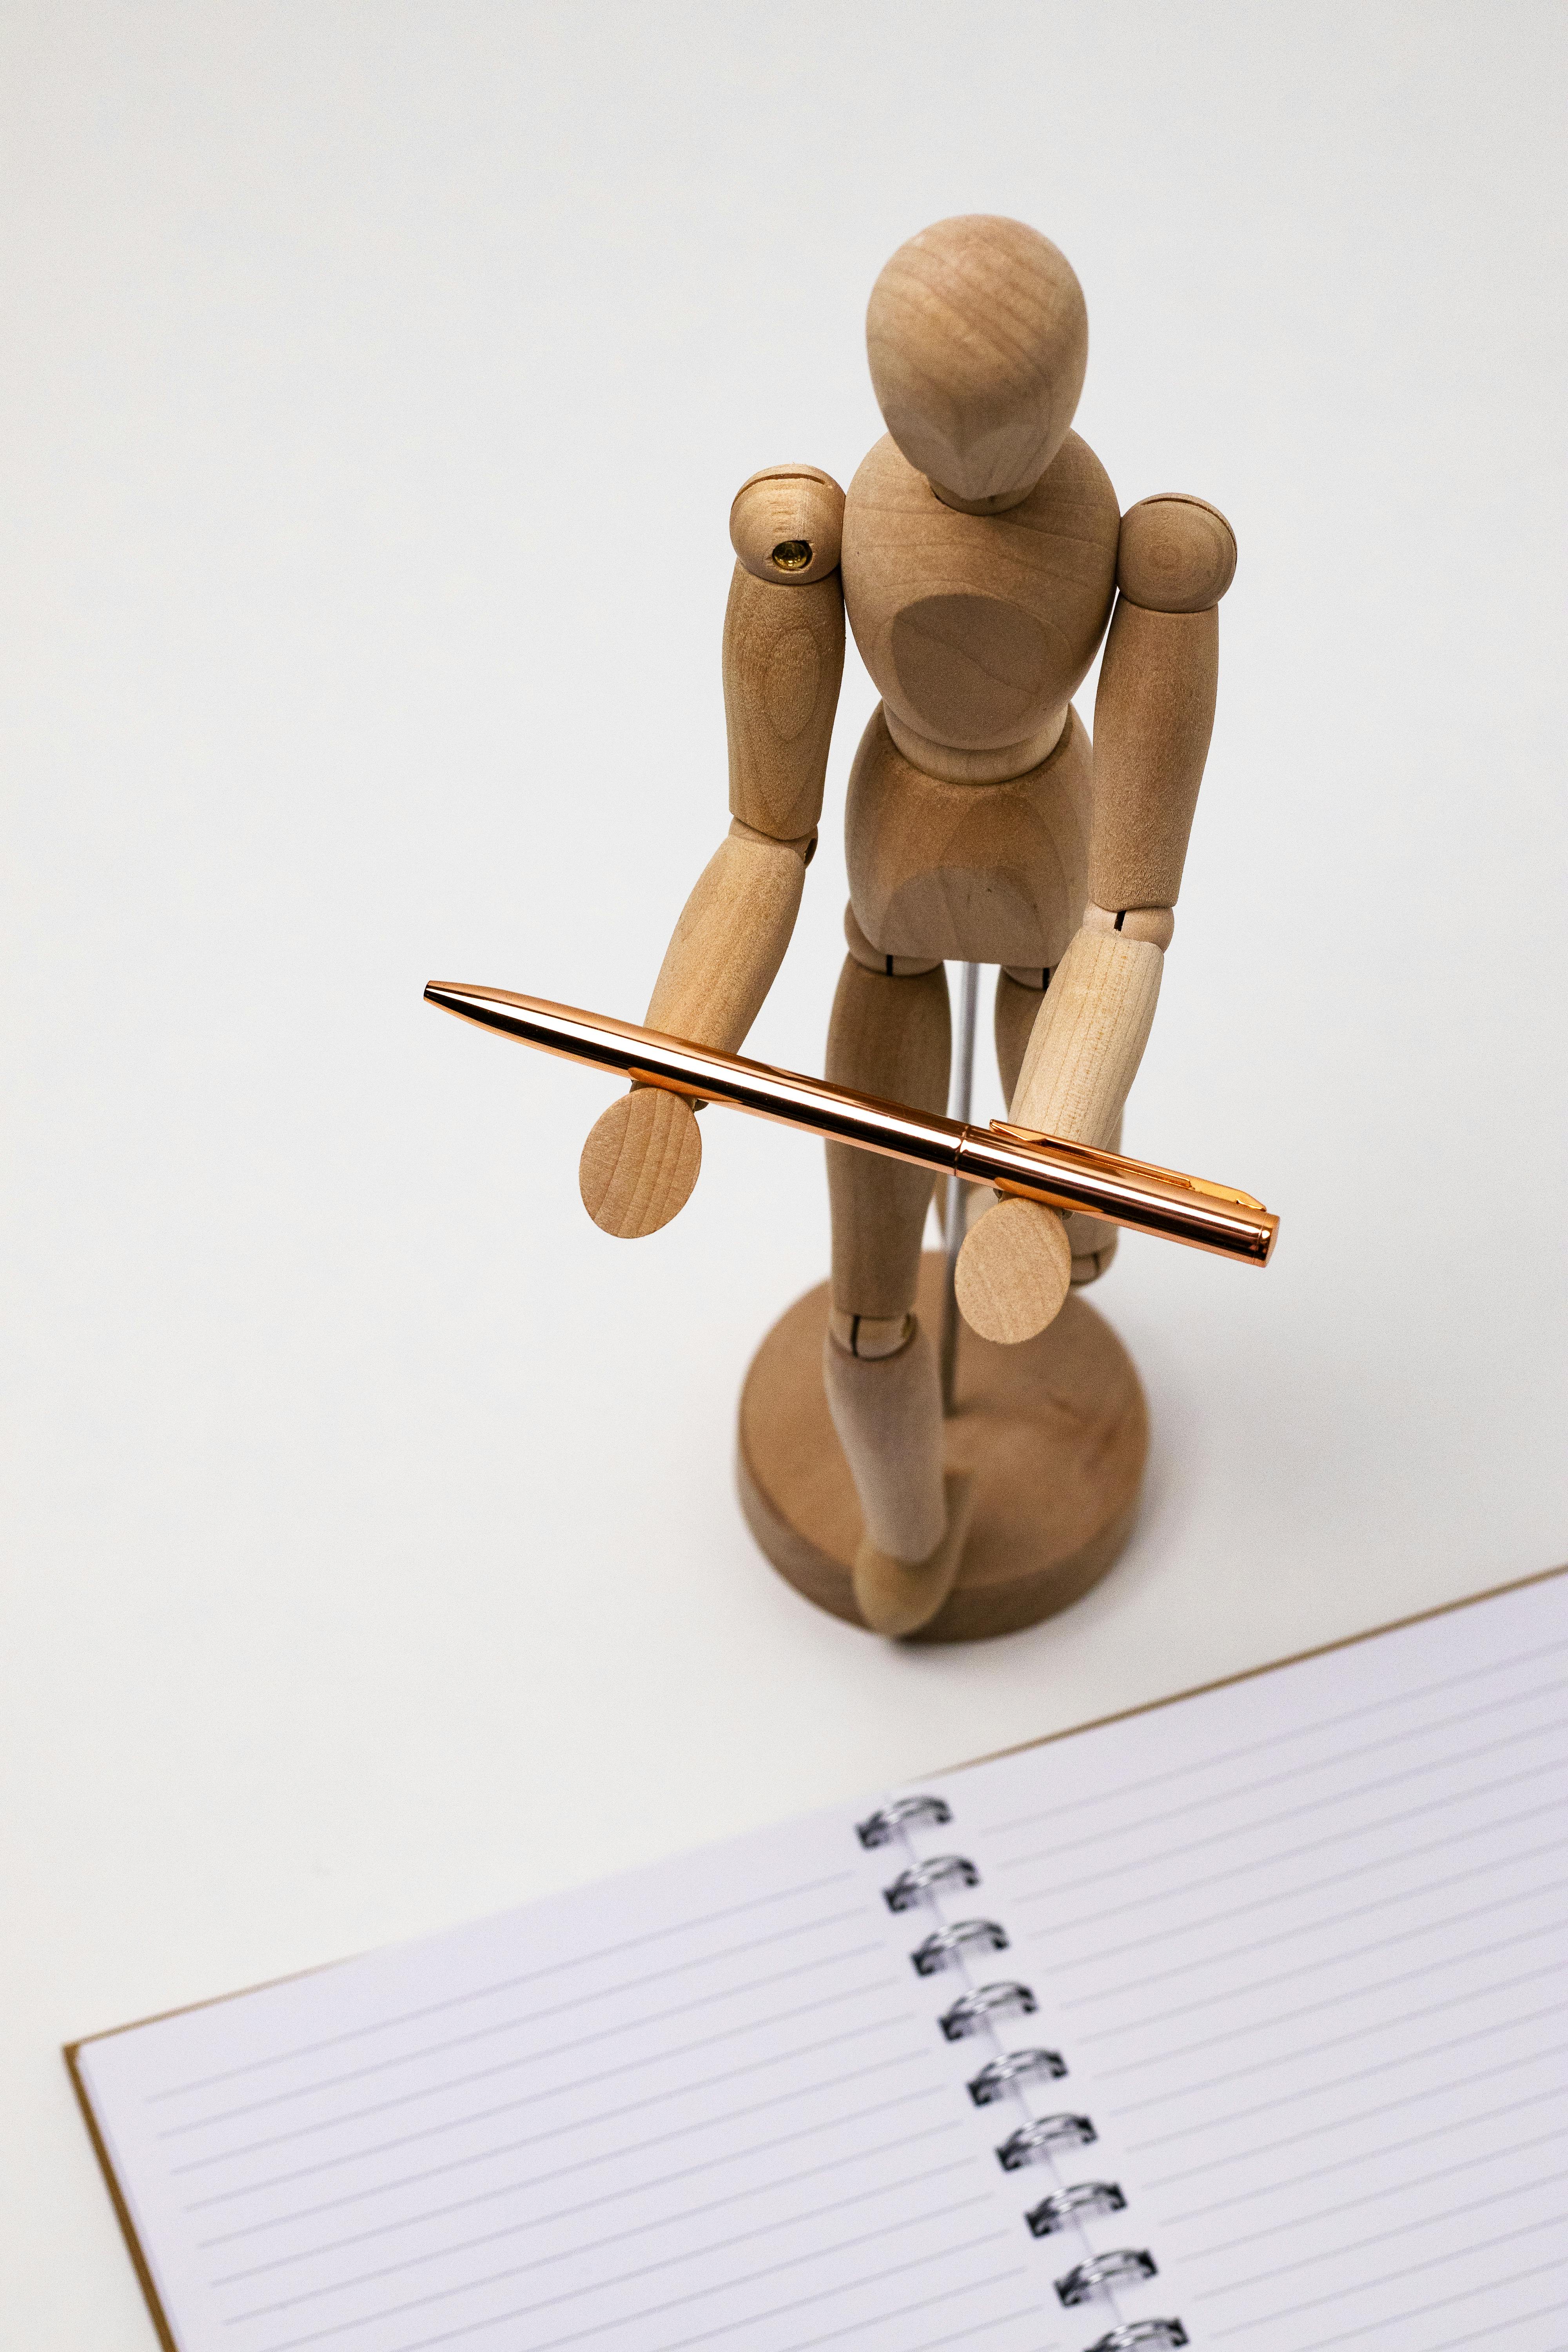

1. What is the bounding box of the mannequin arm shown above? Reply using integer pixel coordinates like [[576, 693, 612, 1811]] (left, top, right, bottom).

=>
[[956, 494, 1235, 1341], [579, 467, 846, 1238]]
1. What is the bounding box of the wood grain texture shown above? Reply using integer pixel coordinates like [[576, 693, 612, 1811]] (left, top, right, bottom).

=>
[[579, 828, 809, 1241], [1009, 925, 1164, 1147], [845, 702, 1091, 967], [737, 1255, 1147, 1642], [724, 561, 846, 842], [994, 965, 1047, 1109], [1116, 493, 1236, 612], [1088, 599, 1218, 912], [729, 464, 845, 586], [644, 829, 807, 1049], [954, 1194, 1073, 1347], [997, 968, 1126, 1285], [821, 1316, 946, 1564], [825, 954, 950, 1318], [865, 216, 1089, 506], [841, 432, 1118, 753], [579, 1086, 702, 1240], [957, 929, 1162, 1341], [998, 960, 1123, 1273]]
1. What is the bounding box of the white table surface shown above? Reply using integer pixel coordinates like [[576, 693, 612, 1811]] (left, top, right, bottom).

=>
[[4, 5, 1565, 2340]]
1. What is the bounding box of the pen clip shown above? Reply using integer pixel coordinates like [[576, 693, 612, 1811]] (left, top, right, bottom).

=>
[[986, 1121, 1265, 1214]]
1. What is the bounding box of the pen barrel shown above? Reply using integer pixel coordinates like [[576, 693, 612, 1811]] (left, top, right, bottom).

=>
[[633, 1051, 957, 1180], [423, 985, 1277, 1265], [426, 984, 962, 1177]]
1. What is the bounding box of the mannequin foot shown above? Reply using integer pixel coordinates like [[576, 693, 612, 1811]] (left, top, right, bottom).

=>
[[853, 1472, 974, 1638]]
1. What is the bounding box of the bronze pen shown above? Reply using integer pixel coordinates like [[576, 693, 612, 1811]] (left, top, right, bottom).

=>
[[424, 983, 1279, 1267]]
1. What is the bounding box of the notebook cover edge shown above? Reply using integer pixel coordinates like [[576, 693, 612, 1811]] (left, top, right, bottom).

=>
[[64, 2040, 180, 2352]]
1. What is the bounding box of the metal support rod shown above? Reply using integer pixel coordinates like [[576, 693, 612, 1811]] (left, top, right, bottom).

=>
[[939, 961, 980, 1415]]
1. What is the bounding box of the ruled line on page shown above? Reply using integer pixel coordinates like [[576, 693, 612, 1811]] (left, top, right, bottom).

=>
[[248, 2195, 1000, 2352], [543, 2245, 1029, 2352], [184, 2042, 938, 2213], [1092, 1913, 1568, 2080], [275, 2227, 1022, 2352], [220, 2154, 976, 2323], [209, 2115, 966, 2288], [650, 2265, 1039, 2352], [970, 1630, 1568, 1841], [192, 1985, 907, 2201], [161, 1933, 886, 2144], [1045, 1791, 1568, 1975], [195, 2078, 951, 2249], [802, 2312, 1054, 2352], [175, 2007, 916, 2180], [146, 1868, 859, 2104], [994, 1713, 1565, 1893], [1136, 2045, 1568, 2190], [194, 1978, 904, 2247], [1311, 2301, 1568, 2352], [1067, 1843, 1568, 2020], [985, 1671, 1568, 1871], [160, 1908, 872, 2137], [1009, 1758, 1567, 1939], [1124, 1995, 1568, 2149], [1204, 2229, 1568, 2341], [1185, 2165, 1568, 2305], [1172, 2116, 1568, 2248]]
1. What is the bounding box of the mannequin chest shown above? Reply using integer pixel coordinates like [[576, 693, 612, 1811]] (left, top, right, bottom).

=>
[[840, 430, 1121, 772]]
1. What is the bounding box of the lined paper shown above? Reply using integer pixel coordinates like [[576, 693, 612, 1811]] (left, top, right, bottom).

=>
[[76, 1810, 1053, 2352], [949, 1570, 1568, 2352], [75, 1572, 1568, 2352]]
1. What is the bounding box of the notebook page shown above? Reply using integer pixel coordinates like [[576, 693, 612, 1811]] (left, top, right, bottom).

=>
[[947, 1570, 1568, 2352], [74, 1805, 1064, 2352]]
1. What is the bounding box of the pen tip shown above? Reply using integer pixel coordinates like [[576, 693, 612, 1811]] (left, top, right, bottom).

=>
[[425, 982, 478, 1020]]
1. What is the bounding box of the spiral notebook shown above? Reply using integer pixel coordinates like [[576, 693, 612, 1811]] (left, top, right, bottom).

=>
[[70, 1564, 1568, 2352]]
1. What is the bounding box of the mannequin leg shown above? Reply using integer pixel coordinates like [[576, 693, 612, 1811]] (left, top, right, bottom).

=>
[[821, 951, 971, 1633]]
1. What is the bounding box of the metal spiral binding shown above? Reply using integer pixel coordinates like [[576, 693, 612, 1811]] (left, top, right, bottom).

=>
[[857, 1794, 952, 1847], [1057, 2250, 1158, 2306], [968, 2047, 1066, 2105], [882, 1855, 980, 1911], [940, 1982, 1038, 2040], [997, 2112, 1097, 2167], [1083, 2326, 1187, 2351], [866, 1793, 1186, 2352], [1026, 2180, 1125, 2234], [910, 1920, 1008, 1975]]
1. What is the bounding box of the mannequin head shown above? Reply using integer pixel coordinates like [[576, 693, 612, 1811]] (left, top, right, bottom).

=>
[[866, 216, 1089, 512]]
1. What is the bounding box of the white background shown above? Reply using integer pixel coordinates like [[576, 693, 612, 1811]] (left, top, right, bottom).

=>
[[2, 4, 1564, 2339]]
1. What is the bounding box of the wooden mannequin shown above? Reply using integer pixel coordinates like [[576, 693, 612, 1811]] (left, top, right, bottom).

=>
[[580, 216, 1236, 1640]]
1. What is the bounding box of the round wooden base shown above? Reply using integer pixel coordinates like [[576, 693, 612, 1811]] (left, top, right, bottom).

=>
[[737, 1251, 1148, 1643]]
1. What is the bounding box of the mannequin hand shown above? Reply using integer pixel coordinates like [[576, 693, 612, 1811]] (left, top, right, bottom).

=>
[[578, 1087, 702, 1239], [955, 1195, 1073, 1345]]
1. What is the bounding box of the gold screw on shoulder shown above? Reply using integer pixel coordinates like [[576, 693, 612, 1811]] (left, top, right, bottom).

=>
[[770, 539, 812, 571]]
